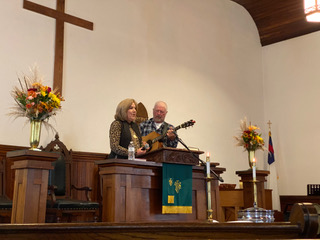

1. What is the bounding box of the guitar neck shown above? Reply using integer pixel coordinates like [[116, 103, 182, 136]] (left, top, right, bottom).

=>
[[152, 135, 165, 144], [174, 125, 182, 131], [152, 125, 180, 143], [147, 120, 194, 145]]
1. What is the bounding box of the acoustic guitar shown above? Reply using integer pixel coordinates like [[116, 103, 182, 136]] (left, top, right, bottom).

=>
[[142, 120, 196, 152]]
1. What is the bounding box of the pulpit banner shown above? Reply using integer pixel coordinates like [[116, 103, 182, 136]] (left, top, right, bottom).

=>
[[162, 163, 192, 214]]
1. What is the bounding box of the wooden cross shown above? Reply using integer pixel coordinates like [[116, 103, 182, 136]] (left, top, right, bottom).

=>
[[23, 0, 94, 94], [267, 120, 272, 131]]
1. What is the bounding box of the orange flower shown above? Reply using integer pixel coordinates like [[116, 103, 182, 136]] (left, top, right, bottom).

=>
[[26, 104, 32, 109]]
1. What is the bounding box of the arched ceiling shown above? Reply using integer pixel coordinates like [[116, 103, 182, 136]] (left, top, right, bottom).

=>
[[231, 0, 320, 46]]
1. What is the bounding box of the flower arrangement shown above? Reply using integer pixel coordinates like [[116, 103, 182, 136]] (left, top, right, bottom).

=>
[[234, 117, 266, 151], [9, 65, 64, 125]]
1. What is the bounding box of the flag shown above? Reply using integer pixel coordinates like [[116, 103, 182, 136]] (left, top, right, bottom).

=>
[[268, 131, 275, 165], [267, 130, 280, 211], [162, 163, 192, 214]]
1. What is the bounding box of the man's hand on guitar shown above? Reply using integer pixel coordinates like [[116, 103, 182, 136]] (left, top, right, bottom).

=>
[[136, 147, 146, 156], [141, 141, 150, 151], [167, 127, 176, 141]]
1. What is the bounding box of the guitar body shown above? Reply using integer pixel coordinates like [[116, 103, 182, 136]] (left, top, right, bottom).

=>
[[141, 120, 195, 153], [142, 132, 163, 152]]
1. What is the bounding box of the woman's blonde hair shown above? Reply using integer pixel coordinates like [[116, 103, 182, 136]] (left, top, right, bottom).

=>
[[114, 98, 138, 121]]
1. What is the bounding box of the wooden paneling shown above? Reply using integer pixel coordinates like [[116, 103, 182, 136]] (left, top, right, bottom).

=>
[[231, 0, 320, 46], [0, 144, 107, 203], [265, 189, 273, 209], [220, 189, 244, 222], [0, 144, 28, 199], [0, 158, 4, 196], [71, 151, 107, 201]]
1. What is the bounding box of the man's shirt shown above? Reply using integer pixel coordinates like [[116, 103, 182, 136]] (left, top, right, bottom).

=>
[[139, 118, 178, 148]]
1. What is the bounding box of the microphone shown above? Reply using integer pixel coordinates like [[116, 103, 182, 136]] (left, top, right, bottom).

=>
[[141, 143, 149, 151]]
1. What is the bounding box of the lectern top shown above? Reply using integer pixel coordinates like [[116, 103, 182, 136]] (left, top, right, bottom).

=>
[[141, 147, 204, 165], [6, 149, 59, 161]]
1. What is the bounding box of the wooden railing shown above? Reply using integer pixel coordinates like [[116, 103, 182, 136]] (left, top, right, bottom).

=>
[[0, 221, 314, 239]]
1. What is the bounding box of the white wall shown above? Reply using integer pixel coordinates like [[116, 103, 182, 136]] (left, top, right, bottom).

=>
[[263, 31, 320, 195], [1, 0, 265, 187]]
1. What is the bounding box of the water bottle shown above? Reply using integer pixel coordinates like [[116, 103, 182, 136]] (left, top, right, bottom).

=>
[[128, 141, 135, 160]]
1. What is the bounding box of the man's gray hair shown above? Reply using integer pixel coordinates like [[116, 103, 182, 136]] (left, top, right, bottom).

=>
[[154, 101, 168, 111]]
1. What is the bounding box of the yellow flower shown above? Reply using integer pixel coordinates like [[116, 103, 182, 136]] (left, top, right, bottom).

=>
[[248, 126, 259, 131], [256, 135, 264, 143], [51, 94, 61, 106]]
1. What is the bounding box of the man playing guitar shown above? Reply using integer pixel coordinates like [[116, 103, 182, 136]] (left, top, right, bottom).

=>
[[139, 101, 178, 150]]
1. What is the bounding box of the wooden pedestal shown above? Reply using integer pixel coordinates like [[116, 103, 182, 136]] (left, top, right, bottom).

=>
[[236, 170, 270, 209], [7, 150, 57, 223]]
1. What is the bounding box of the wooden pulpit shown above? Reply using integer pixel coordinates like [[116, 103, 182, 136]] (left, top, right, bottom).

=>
[[236, 169, 270, 209], [96, 148, 225, 222], [6, 150, 58, 223], [142, 147, 203, 165]]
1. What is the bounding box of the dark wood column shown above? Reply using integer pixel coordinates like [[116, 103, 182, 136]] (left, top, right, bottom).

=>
[[236, 170, 270, 209], [7, 150, 58, 223]]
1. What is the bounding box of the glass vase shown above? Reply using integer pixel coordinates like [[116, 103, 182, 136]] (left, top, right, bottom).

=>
[[248, 150, 255, 169], [30, 120, 42, 150]]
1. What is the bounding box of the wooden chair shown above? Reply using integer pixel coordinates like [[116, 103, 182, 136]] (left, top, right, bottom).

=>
[[136, 102, 148, 125], [43, 134, 100, 223]]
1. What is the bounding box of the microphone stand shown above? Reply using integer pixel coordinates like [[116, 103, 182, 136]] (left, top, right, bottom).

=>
[[175, 135, 224, 182], [174, 134, 223, 223]]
